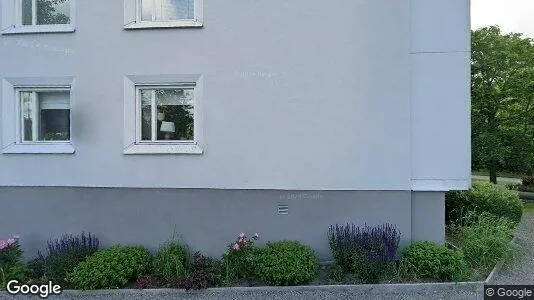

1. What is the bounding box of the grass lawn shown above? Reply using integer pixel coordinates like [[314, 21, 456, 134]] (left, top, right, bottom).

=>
[[472, 169, 526, 179], [524, 202, 534, 212], [471, 178, 511, 188]]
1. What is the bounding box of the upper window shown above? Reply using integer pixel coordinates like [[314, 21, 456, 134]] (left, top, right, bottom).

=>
[[21, 0, 71, 26], [140, 0, 194, 22], [124, 0, 203, 29], [18, 89, 71, 143], [1, 0, 75, 34]]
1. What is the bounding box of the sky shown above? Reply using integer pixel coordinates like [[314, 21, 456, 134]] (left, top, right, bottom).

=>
[[471, 0, 534, 38]]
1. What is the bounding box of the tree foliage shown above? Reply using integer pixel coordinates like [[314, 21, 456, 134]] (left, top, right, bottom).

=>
[[471, 26, 534, 182]]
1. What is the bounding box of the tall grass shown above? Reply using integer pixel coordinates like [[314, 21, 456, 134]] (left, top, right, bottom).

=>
[[458, 213, 516, 271]]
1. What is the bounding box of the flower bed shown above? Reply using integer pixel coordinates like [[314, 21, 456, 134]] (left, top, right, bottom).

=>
[[0, 183, 521, 296]]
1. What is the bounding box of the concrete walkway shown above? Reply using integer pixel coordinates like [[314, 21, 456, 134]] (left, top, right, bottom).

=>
[[489, 210, 534, 284]]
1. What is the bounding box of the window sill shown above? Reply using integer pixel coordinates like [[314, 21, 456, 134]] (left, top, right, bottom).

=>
[[124, 20, 203, 30], [1, 25, 75, 35], [2, 143, 75, 154], [124, 143, 203, 155]]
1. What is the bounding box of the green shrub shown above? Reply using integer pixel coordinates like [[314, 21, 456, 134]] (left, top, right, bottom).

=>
[[71, 245, 151, 290], [446, 182, 523, 225], [154, 241, 188, 281], [458, 213, 515, 270], [32, 233, 99, 286], [2, 262, 30, 288], [256, 241, 318, 286], [399, 241, 467, 281], [222, 232, 261, 282], [0, 236, 29, 290], [223, 247, 261, 282], [328, 264, 344, 282]]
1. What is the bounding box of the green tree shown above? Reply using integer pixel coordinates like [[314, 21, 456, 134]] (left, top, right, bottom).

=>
[[471, 26, 534, 182]]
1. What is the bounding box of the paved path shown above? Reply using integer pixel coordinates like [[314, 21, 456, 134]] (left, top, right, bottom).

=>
[[471, 175, 521, 184], [489, 210, 534, 284]]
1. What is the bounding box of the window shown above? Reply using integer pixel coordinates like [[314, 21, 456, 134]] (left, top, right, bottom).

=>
[[2, 77, 75, 154], [123, 75, 203, 154], [141, 0, 194, 21], [18, 89, 71, 143], [124, 0, 203, 29], [137, 87, 194, 143], [21, 0, 71, 25], [1, 0, 75, 34]]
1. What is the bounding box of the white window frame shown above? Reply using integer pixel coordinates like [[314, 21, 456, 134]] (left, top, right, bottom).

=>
[[124, 75, 203, 155], [124, 0, 203, 29], [135, 84, 196, 144], [16, 87, 71, 144], [1, 0, 76, 35], [2, 77, 75, 154]]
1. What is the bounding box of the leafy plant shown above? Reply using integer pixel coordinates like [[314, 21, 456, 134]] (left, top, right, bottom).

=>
[[222, 232, 260, 282], [256, 241, 318, 286], [328, 264, 344, 282], [446, 182, 523, 225], [0, 236, 29, 290], [31, 233, 99, 286], [153, 241, 188, 281], [328, 223, 400, 283], [458, 213, 515, 270], [169, 252, 223, 290], [399, 241, 467, 281], [70, 245, 151, 290]]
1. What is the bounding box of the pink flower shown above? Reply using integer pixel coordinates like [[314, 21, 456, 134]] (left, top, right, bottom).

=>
[[6, 238, 15, 245], [232, 243, 240, 251], [13, 235, 20, 240], [253, 233, 259, 240], [0, 240, 7, 250], [239, 233, 245, 238], [238, 237, 244, 244]]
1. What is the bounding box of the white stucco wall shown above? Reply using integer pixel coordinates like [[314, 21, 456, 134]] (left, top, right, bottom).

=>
[[410, 0, 471, 191], [0, 0, 470, 191]]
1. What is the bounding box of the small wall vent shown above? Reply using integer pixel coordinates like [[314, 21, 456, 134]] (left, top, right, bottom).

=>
[[278, 204, 289, 215]]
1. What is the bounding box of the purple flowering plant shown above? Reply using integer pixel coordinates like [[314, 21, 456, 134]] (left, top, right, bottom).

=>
[[328, 224, 400, 283]]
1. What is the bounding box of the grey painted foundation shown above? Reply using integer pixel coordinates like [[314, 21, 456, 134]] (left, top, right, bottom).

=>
[[0, 187, 444, 260]]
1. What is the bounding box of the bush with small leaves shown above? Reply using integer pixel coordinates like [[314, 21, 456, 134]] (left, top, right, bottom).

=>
[[154, 241, 188, 281], [399, 241, 467, 281], [446, 182, 523, 225], [71, 245, 151, 290], [256, 241, 318, 286]]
